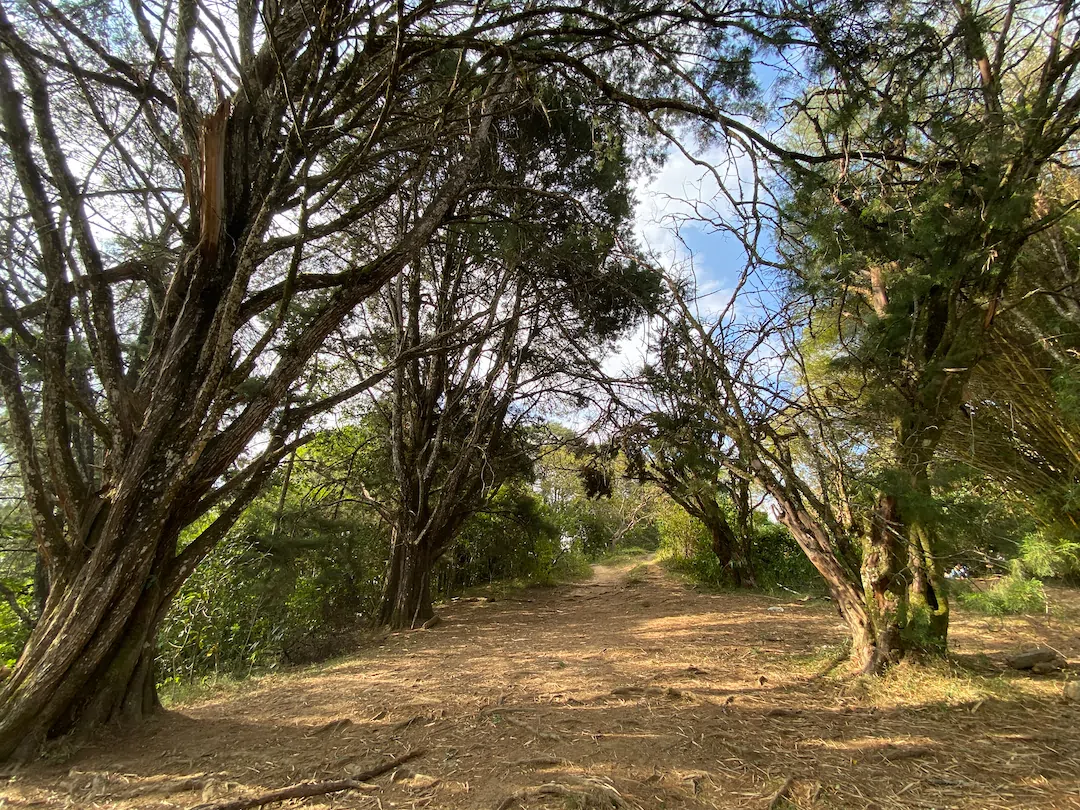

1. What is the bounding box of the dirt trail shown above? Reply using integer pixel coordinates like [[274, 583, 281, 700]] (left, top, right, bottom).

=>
[[3, 557, 1079, 809]]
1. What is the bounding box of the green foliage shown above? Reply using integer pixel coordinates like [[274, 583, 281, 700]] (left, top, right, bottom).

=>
[[432, 484, 565, 594], [0, 574, 32, 667], [655, 503, 726, 586], [750, 516, 821, 592], [1016, 531, 1080, 581], [158, 505, 388, 689], [536, 442, 659, 559], [159, 461, 580, 689], [655, 499, 818, 591], [956, 575, 1047, 617]]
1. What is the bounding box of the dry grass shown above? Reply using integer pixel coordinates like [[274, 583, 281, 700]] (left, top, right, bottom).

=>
[[1, 557, 1078, 809]]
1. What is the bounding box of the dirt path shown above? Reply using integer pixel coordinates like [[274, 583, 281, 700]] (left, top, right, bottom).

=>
[[3, 557, 1079, 809]]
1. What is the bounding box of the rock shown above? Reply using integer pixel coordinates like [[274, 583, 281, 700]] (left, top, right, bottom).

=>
[[1031, 660, 1064, 675], [1064, 682, 1080, 702], [1006, 647, 1062, 670], [767, 606, 785, 613]]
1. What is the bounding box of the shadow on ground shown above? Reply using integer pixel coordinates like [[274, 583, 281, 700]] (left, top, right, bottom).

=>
[[2, 558, 1078, 809]]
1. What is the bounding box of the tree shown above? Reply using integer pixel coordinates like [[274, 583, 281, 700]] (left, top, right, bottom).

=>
[[638, 273, 906, 671], [4, 0, 767, 759], [347, 84, 659, 627], [623, 408, 758, 587], [772, 0, 1080, 651]]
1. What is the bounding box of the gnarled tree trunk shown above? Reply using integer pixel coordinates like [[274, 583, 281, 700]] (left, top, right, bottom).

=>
[[0, 511, 173, 761], [772, 494, 895, 673], [378, 534, 436, 629], [860, 494, 907, 669]]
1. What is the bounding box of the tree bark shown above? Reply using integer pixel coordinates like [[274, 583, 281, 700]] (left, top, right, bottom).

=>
[[378, 534, 436, 630], [906, 521, 949, 651], [0, 522, 172, 761], [771, 496, 884, 673], [860, 494, 907, 670]]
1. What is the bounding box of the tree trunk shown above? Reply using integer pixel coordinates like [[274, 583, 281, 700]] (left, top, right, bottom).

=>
[[772, 497, 888, 673], [896, 446, 949, 652], [906, 521, 949, 651], [860, 494, 907, 670], [378, 535, 435, 629], [0, 527, 171, 762], [707, 521, 756, 588]]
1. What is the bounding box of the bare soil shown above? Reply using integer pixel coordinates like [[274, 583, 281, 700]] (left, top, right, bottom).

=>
[[2, 557, 1079, 810]]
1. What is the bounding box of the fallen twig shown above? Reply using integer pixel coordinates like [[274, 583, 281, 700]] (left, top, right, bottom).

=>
[[189, 749, 424, 810]]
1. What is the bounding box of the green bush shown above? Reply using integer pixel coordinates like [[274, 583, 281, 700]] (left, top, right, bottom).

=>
[[655, 501, 820, 591], [432, 484, 563, 594], [956, 574, 1047, 616], [1017, 530, 1080, 579], [750, 516, 821, 591], [158, 507, 388, 690], [0, 575, 33, 668]]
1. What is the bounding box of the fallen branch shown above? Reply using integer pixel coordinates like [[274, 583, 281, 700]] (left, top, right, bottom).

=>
[[189, 750, 425, 810]]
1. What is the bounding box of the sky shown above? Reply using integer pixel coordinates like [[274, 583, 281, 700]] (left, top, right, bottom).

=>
[[600, 140, 761, 380]]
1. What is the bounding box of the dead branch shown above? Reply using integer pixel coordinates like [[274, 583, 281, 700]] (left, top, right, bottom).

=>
[[188, 749, 424, 810]]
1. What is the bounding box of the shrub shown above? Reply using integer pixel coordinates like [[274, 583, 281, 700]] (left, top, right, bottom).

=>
[[956, 574, 1047, 616], [1017, 530, 1080, 580], [0, 575, 33, 668]]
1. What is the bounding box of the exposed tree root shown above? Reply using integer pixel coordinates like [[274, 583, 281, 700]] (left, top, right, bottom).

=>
[[188, 749, 424, 810], [496, 777, 625, 810], [766, 775, 795, 809]]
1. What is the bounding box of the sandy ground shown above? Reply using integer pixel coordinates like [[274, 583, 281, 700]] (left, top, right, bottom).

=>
[[1, 557, 1079, 810]]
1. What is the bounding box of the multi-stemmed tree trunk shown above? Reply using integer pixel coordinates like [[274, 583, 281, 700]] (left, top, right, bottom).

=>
[[775, 0, 1080, 658], [625, 421, 758, 588], [379, 531, 441, 628], [0, 0, 525, 760]]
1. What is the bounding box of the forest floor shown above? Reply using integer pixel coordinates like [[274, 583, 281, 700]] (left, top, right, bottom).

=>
[[2, 556, 1080, 810]]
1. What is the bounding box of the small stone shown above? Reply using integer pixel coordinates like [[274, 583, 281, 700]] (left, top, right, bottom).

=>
[[402, 773, 440, 790], [1031, 660, 1064, 675], [1064, 681, 1080, 702], [767, 606, 785, 613]]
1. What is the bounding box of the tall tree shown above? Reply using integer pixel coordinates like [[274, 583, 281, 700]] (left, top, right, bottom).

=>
[[642, 279, 894, 670], [350, 86, 659, 627], [774, 0, 1080, 651], [0, 0, 780, 759]]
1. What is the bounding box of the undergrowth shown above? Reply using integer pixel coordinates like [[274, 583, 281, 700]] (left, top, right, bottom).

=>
[[955, 574, 1047, 616]]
